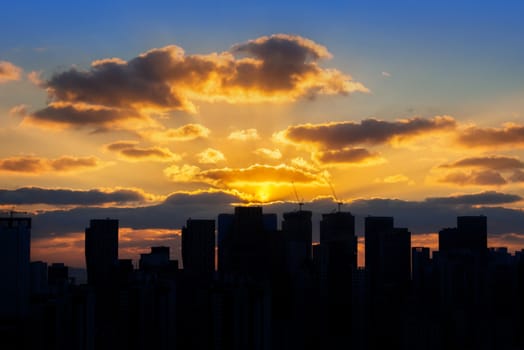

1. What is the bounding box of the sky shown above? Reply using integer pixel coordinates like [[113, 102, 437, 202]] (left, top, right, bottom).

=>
[[2, 0, 524, 267]]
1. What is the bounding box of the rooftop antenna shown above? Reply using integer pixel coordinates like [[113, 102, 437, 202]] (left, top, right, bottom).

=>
[[291, 182, 304, 211], [328, 182, 343, 212]]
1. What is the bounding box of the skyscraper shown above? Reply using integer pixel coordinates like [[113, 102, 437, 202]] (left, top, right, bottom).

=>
[[282, 210, 312, 272], [85, 218, 118, 287], [217, 207, 274, 278], [182, 219, 215, 277], [0, 216, 31, 320]]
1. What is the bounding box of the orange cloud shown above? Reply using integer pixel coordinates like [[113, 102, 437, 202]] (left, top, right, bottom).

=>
[[440, 155, 524, 170], [0, 156, 102, 174], [228, 128, 260, 141], [197, 148, 226, 164], [106, 141, 180, 162], [457, 123, 524, 148], [439, 170, 507, 186], [0, 61, 22, 83], [142, 123, 211, 142]]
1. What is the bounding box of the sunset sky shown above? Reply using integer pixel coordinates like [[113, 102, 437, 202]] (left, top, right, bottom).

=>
[[2, 0, 524, 267]]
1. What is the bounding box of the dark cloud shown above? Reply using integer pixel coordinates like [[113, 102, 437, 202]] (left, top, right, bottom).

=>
[[510, 170, 524, 182], [279, 116, 456, 149], [28, 192, 524, 243], [439, 170, 507, 186], [25, 104, 147, 130], [458, 124, 524, 148], [106, 141, 178, 161], [440, 155, 524, 170], [27, 34, 366, 131], [314, 148, 383, 165], [0, 187, 146, 205], [425, 191, 522, 205], [0, 156, 101, 174]]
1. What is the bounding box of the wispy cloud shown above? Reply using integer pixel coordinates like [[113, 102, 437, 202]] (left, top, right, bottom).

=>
[[0, 61, 22, 83], [228, 128, 260, 141]]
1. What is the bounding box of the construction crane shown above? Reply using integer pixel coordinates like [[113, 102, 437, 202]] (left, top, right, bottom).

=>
[[291, 182, 304, 211], [2, 206, 29, 218], [328, 181, 343, 212]]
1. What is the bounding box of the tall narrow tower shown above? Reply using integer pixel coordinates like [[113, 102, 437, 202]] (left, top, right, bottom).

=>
[[0, 215, 31, 320], [85, 219, 119, 287]]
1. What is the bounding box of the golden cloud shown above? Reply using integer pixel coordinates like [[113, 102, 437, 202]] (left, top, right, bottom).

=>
[[228, 128, 260, 141], [0, 156, 102, 174], [142, 123, 211, 142], [197, 148, 226, 164], [254, 148, 282, 160], [0, 61, 22, 83]]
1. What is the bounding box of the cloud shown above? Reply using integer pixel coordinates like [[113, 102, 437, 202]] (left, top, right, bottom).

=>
[[0, 187, 150, 206], [0, 61, 22, 83], [254, 148, 282, 160], [23, 103, 154, 131], [163, 164, 202, 182], [381, 174, 412, 184], [0, 156, 102, 174], [106, 141, 180, 162], [277, 116, 456, 149], [27, 70, 44, 86], [381, 71, 391, 78], [228, 128, 260, 141], [9, 104, 29, 117], [197, 164, 324, 186], [196, 148, 226, 164], [425, 191, 522, 206], [164, 163, 324, 187], [510, 170, 524, 182], [143, 124, 211, 142], [313, 147, 385, 166], [26, 191, 524, 247], [439, 170, 507, 186], [457, 123, 524, 148], [29, 34, 366, 131], [440, 155, 524, 170]]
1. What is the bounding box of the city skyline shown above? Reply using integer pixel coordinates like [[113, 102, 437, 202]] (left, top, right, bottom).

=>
[[2, 0, 524, 266]]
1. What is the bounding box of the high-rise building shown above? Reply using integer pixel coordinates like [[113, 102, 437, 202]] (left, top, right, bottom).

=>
[[0, 216, 31, 320], [282, 210, 312, 272], [364, 217, 411, 291], [217, 207, 274, 278], [319, 211, 356, 343], [85, 219, 118, 287], [182, 219, 215, 277], [439, 216, 487, 255]]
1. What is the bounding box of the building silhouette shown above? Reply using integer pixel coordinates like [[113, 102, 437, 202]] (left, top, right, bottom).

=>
[[84, 219, 118, 288], [0, 216, 31, 321], [182, 219, 215, 278]]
